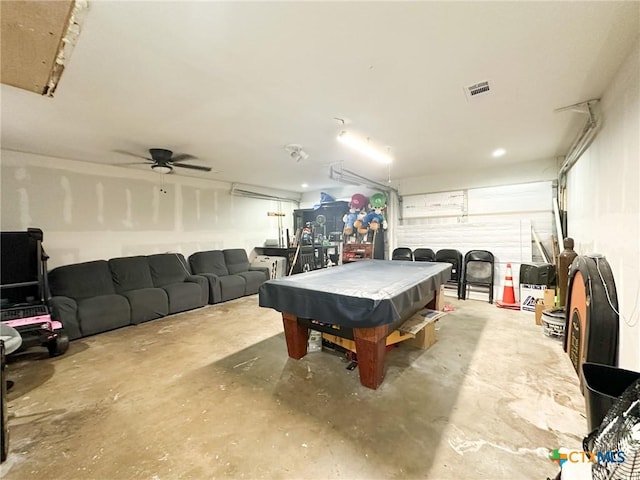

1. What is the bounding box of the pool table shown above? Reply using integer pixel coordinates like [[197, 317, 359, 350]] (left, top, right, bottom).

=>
[[258, 259, 451, 389]]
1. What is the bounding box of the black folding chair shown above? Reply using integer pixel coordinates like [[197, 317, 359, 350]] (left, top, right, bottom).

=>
[[460, 250, 495, 303], [413, 248, 436, 262], [392, 247, 413, 261]]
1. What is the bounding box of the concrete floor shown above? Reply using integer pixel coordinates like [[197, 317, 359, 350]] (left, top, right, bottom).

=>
[[1, 294, 587, 479]]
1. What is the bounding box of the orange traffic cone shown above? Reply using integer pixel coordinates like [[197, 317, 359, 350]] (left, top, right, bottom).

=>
[[497, 263, 520, 310]]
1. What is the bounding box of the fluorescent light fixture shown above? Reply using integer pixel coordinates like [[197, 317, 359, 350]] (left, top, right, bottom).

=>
[[337, 131, 392, 164], [301, 183, 308, 188], [492, 148, 506, 157], [152, 165, 172, 174]]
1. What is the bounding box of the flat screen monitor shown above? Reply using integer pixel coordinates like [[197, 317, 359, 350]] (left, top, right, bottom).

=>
[[0, 231, 42, 307]]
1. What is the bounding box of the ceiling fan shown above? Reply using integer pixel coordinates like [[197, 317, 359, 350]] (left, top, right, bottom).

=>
[[116, 148, 212, 173]]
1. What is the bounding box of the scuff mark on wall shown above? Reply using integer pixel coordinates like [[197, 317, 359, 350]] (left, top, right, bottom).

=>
[[60, 176, 72, 224], [195, 189, 201, 221], [18, 188, 32, 230], [175, 184, 182, 232], [14, 167, 29, 181], [96, 181, 104, 224], [14, 167, 32, 229], [214, 190, 219, 225], [123, 188, 133, 228]]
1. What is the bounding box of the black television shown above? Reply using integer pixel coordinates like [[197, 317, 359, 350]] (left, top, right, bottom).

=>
[[0, 229, 44, 307], [519, 262, 556, 287]]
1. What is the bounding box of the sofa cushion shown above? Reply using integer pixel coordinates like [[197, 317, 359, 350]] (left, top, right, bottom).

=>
[[122, 288, 169, 324], [109, 256, 155, 292], [108, 256, 170, 324], [238, 271, 267, 295], [219, 275, 246, 302], [223, 249, 251, 275], [195, 273, 221, 304], [148, 253, 190, 287], [189, 250, 229, 277], [49, 260, 116, 300], [77, 295, 131, 337], [163, 282, 205, 314]]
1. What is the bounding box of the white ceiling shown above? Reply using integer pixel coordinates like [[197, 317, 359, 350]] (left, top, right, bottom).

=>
[[1, 1, 638, 193]]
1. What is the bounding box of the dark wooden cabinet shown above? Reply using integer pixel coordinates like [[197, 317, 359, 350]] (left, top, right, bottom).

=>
[[293, 201, 349, 242]]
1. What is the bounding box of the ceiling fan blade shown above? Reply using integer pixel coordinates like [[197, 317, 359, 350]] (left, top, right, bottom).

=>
[[113, 149, 151, 161], [171, 153, 197, 162], [173, 163, 212, 172], [120, 161, 154, 166]]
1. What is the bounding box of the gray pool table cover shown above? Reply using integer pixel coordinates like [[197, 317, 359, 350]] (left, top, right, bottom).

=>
[[258, 260, 452, 328]]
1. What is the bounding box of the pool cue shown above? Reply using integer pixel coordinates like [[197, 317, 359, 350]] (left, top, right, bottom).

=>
[[288, 229, 302, 276]]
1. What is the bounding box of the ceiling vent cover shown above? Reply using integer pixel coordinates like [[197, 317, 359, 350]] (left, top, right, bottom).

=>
[[464, 80, 491, 101]]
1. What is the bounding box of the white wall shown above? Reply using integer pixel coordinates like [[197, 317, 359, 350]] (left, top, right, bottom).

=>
[[566, 39, 640, 370], [0, 151, 298, 269], [397, 157, 558, 196], [397, 181, 555, 302]]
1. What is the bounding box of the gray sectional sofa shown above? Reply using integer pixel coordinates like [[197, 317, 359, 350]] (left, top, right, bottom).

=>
[[188, 249, 269, 303], [47, 250, 267, 341], [108, 255, 170, 324], [48, 260, 131, 340], [147, 254, 209, 313]]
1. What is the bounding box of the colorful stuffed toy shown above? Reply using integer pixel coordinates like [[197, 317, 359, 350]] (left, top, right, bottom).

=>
[[361, 192, 388, 232], [300, 222, 313, 245], [343, 193, 368, 236]]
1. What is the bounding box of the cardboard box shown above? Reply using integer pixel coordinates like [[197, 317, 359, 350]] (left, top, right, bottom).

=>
[[401, 308, 446, 350], [520, 284, 546, 312], [408, 321, 437, 350], [543, 288, 556, 308], [322, 308, 446, 353], [535, 300, 545, 325], [322, 329, 415, 353], [534, 289, 556, 325]]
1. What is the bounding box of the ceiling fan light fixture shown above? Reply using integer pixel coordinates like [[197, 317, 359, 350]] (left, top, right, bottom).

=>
[[337, 131, 392, 164], [152, 164, 172, 174]]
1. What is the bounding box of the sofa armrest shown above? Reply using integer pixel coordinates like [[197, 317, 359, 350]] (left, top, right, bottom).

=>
[[195, 273, 222, 304], [250, 266, 270, 280], [185, 274, 210, 305], [48, 295, 82, 340]]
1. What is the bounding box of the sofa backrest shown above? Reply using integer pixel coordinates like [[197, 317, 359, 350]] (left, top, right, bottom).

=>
[[147, 253, 190, 287], [109, 256, 155, 293], [188, 250, 229, 276], [49, 260, 116, 300], [223, 249, 251, 275]]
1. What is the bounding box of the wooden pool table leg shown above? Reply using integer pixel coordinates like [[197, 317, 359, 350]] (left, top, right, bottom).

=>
[[424, 285, 442, 310], [353, 325, 388, 389], [282, 313, 308, 359]]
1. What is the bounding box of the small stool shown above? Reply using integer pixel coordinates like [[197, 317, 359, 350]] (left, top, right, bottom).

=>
[[0, 324, 22, 355], [1, 324, 22, 392]]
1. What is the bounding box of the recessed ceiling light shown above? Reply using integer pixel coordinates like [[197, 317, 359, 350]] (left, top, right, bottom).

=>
[[492, 148, 506, 157], [301, 183, 308, 188]]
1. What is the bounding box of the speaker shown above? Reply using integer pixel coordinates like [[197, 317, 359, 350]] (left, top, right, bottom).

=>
[[519, 262, 556, 287]]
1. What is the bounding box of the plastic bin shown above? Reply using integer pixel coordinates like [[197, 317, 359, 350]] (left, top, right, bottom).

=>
[[581, 362, 640, 432]]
